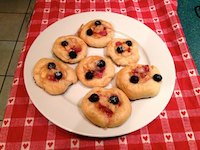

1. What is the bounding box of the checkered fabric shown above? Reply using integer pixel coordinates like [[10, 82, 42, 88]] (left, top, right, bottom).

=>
[[0, 0, 200, 149]]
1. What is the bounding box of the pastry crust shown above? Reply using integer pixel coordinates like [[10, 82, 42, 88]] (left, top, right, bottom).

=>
[[106, 38, 139, 66], [116, 64, 162, 100], [52, 35, 87, 63], [81, 87, 132, 128], [78, 19, 114, 48], [76, 56, 115, 87], [33, 58, 77, 95]]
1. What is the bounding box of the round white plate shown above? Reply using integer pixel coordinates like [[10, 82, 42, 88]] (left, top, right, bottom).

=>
[[24, 12, 176, 137]]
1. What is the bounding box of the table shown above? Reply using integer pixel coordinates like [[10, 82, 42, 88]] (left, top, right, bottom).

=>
[[0, 0, 200, 149]]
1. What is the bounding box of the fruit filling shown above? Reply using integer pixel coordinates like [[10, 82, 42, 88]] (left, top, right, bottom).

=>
[[115, 40, 132, 54], [85, 59, 106, 80], [47, 71, 63, 81], [60, 39, 82, 59], [130, 65, 150, 83], [46, 62, 63, 81], [98, 103, 113, 117], [86, 20, 110, 37]]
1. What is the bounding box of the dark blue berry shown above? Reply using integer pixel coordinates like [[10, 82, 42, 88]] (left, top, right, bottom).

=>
[[126, 40, 132, 46], [69, 51, 77, 59], [116, 46, 124, 53], [95, 20, 101, 26], [48, 62, 56, 69], [61, 41, 68, 46], [130, 75, 139, 83], [54, 71, 62, 80], [97, 60, 105, 68], [88, 93, 99, 102], [86, 29, 93, 36], [109, 96, 119, 105], [85, 71, 94, 80], [153, 74, 162, 82]]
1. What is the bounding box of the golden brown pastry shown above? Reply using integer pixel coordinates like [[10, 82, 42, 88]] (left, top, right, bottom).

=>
[[52, 35, 87, 63], [81, 87, 132, 128], [78, 19, 114, 48], [33, 58, 77, 95], [116, 64, 162, 100], [76, 56, 115, 88], [106, 38, 139, 66]]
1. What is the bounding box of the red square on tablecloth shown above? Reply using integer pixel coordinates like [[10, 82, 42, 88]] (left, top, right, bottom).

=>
[[31, 126, 48, 141], [151, 143, 166, 150], [34, 109, 45, 118], [7, 127, 24, 142], [189, 117, 200, 132], [16, 85, 28, 97], [169, 45, 182, 56], [184, 97, 199, 110], [128, 144, 143, 150], [174, 142, 190, 150], [148, 118, 163, 134], [110, 1, 120, 9], [168, 118, 184, 132], [104, 139, 119, 149], [165, 97, 179, 110], [177, 77, 193, 91], [55, 127, 75, 139], [174, 61, 187, 73], [11, 104, 28, 118]]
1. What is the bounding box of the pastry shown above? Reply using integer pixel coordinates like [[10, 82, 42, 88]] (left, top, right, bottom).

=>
[[106, 38, 139, 66], [76, 56, 115, 87], [78, 19, 114, 48], [116, 64, 162, 100], [81, 87, 132, 128], [52, 35, 87, 63], [33, 58, 77, 95]]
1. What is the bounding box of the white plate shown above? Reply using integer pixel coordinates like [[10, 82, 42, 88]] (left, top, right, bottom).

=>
[[24, 12, 176, 137]]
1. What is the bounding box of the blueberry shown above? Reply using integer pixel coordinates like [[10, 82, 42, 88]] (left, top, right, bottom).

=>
[[126, 40, 132, 46], [69, 51, 77, 59], [88, 93, 99, 102], [116, 46, 124, 53], [85, 71, 94, 80], [54, 71, 62, 80], [48, 62, 56, 69], [130, 75, 139, 83], [109, 96, 119, 105], [94, 20, 101, 26], [153, 74, 162, 82], [97, 60, 105, 68], [61, 40, 68, 46], [86, 29, 93, 36]]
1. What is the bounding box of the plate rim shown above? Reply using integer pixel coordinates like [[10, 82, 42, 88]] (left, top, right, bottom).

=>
[[24, 11, 176, 138]]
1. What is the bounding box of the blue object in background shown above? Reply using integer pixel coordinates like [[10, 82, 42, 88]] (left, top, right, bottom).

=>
[[178, 0, 200, 74]]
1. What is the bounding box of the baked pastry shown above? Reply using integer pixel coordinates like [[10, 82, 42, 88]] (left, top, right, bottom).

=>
[[52, 35, 87, 63], [33, 58, 77, 95], [76, 56, 115, 87], [106, 38, 139, 66], [78, 19, 114, 48], [116, 64, 162, 100], [81, 87, 132, 128]]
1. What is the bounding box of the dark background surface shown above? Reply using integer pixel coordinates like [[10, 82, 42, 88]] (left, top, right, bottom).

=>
[[178, 0, 200, 73]]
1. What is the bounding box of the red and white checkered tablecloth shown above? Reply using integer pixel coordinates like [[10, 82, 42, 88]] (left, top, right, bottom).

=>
[[0, 0, 200, 149]]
